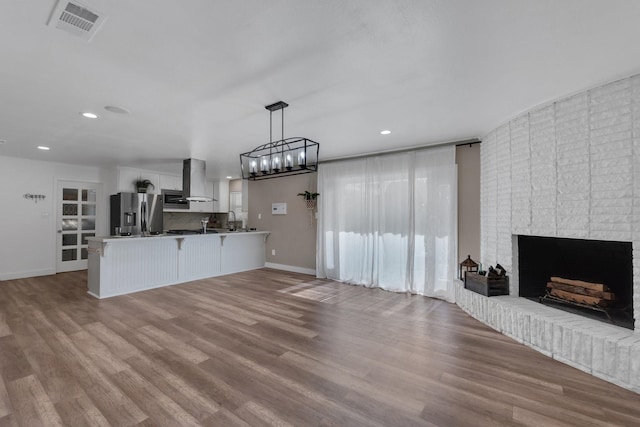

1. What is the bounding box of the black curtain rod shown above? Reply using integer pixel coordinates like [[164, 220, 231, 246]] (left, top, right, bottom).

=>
[[319, 138, 481, 164], [455, 140, 481, 147]]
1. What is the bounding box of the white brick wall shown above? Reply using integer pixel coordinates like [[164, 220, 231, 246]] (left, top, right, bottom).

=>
[[510, 115, 531, 237], [633, 77, 640, 319], [589, 79, 633, 242], [473, 74, 640, 394], [530, 105, 557, 237], [481, 131, 498, 268], [496, 125, 512, 271], [556, 93, 590, 239]]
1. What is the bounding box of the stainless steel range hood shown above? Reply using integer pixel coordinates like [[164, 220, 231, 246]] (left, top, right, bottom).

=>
[[183, 158, 215, 202]]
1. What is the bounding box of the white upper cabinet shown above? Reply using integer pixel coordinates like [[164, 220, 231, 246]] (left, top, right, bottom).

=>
[[114, 168, 225, 214], [117, 167, 160, 194], [213, 179, 229, 212], [159, 174, 182, 191]]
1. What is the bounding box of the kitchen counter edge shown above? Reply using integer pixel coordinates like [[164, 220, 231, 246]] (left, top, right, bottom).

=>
[[86, 231, 270, 243]]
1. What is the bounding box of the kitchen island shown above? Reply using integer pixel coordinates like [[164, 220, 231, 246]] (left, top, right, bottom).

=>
[[86, 231, 269, 298]]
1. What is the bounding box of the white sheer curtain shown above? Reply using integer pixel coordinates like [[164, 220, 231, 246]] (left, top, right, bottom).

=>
[[316, 145, 457, 301]]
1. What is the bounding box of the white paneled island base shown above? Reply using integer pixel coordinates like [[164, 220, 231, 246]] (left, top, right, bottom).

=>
[[87, 231, 269, 298]]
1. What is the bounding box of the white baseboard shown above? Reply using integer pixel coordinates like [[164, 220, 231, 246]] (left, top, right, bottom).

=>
[[264, 262, 316, 276], [0, 268, 56, 281], [87, 280, 183, 299], [87, 290, 101, 299]]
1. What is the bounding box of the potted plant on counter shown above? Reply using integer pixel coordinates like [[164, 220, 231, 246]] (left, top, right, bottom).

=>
[[297, 190, 319, 210], [135, 179, 155, 193]]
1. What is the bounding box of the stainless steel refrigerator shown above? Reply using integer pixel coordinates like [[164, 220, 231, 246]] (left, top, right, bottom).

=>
[[110, 192, 163, 235]]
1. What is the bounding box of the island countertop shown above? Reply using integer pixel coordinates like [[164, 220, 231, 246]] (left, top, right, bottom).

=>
[[87, 231, 270, 298], [86, 230, 269, 243]]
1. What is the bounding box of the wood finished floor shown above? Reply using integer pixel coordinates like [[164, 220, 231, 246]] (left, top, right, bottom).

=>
[[0, 269, 639, 426]]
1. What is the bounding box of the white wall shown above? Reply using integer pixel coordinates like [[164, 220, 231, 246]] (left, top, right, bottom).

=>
[[0, 155, 107, 280]]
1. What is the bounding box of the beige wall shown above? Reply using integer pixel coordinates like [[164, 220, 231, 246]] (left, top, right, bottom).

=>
[[248, 173, 317, 271], [229, 179, 242, 192], [456, 143, 481, 266]]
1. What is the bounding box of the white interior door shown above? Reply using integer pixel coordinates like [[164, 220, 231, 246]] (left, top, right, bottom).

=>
[[56, 181, 102, 272]]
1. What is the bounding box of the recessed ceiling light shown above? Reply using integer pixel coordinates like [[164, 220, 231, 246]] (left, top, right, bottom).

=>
[[81, 112, 99, 119], [226, 176, 233, 179], [37, 146, 50, 150], [104, 105, 130, 114], [380, 130, 391, 135]]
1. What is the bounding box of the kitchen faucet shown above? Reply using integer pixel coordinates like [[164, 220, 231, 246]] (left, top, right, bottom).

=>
[[228, 210, 236, 231]]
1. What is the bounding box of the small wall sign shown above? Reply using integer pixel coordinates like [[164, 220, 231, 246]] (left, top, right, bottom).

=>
[[272, 203, 287, 215]]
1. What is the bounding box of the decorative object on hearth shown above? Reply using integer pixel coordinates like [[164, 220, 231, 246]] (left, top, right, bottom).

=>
[[487, 264, 507, 279], [458, 255, 479, 280], [465, 264, 509, 296], [240, 101, 319, 180]]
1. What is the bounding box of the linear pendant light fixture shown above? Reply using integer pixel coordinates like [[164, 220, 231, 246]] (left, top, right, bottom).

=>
[[240, 101, 319, 180]]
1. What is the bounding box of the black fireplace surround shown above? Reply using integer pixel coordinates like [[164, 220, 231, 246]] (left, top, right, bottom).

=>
[[518, 235, 633, 328]]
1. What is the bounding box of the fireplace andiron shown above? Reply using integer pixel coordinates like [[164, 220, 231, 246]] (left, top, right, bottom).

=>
[[539, 292, 614, 323]]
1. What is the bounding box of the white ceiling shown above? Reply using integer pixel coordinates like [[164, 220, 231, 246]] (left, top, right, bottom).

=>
[[1, 0, 639, 179]]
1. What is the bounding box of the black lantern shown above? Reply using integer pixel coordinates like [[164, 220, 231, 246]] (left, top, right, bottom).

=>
[[459, 255, 479, 280]]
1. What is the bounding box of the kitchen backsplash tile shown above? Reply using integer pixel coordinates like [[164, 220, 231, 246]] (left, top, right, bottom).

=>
[[164, 212, 227, 230]]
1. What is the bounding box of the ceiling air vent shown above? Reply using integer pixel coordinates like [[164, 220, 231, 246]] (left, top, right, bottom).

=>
[[47, 0, 107, 41]]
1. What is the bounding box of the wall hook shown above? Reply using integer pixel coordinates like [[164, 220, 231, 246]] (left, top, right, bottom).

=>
[[24, 193, 46, 203]]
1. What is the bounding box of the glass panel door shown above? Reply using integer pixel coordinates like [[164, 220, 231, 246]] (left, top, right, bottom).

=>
[[57, 181, 101, 272]]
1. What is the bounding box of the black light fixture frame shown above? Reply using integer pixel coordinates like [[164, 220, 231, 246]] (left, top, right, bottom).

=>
[[240, 101, 319, 181]]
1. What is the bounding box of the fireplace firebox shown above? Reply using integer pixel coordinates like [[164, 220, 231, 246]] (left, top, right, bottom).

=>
[[517, 235, 633, 329]]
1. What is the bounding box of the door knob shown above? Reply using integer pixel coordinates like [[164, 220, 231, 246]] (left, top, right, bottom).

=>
[[57, 230, 62, 233]]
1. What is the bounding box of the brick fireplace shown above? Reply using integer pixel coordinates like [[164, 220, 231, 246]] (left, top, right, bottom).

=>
[[456, 74, 640, 393]]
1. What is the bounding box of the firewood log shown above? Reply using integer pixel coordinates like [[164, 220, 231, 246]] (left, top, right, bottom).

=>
[[549, 277, 609, 292], [546, 282, 615, 301]]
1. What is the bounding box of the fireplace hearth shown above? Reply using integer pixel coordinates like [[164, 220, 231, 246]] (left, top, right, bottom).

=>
[[518, 235, 633, 329]]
